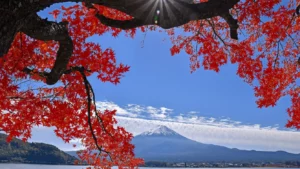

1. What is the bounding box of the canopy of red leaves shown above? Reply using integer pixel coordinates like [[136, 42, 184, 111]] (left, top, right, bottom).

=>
[[0, 0, 299, 168], [169, 0, 299, 127]]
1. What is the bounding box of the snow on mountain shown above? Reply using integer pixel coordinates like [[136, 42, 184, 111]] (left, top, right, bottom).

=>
[[139, 125, 180, 136]]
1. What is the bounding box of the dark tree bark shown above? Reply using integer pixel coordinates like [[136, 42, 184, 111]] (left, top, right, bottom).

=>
[[0, 0, 240, 85]]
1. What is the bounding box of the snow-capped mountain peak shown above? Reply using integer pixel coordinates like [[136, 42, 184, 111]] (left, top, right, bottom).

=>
[[139, 125, 179, 136]]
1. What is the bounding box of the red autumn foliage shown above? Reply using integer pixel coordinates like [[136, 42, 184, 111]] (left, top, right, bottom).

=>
[[168, 0, 299, 127], [0, 0, 299, 168]]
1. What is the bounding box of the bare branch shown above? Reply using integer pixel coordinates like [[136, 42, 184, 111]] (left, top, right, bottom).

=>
[[78, 67, 113, 161], [206, 19, 228, 46], [274, 41, 280, 68]]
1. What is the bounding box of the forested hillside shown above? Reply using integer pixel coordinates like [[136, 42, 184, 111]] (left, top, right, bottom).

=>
[[0, 134, 77, 164]]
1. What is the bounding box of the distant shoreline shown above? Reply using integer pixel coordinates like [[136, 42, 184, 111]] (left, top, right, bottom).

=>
[[140, 161, 300, 168]]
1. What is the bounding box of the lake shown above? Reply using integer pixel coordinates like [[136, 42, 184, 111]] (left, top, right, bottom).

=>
[[0, 164, 298, 169]]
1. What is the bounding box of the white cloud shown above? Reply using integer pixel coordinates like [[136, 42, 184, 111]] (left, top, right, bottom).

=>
[[160, 107, 173, 115], [96, 101, 138, 117], [187, 111, 199, 115], [146, 106, 171, 119], [17, 101, 300, 154], [93, 101, 283, 130], [96, 101, 174, 119], [92, 101, 300, 153], [126, 104, 145, 114]]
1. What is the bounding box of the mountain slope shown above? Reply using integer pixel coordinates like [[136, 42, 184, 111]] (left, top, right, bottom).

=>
[[0, 133, 77, 164], [132, 126, 300, 162], [65, 151, 79, 159]]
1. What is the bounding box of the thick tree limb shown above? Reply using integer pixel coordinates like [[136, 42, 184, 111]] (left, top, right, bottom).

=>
[[95, 14, 144, 30], [21, 14, 73, 85], [220, 12, 238, 40], [92, 0, 240, 38], [23, 66, 90, 77], [0, 0, 241, 86], [0, 1, 72, 85]]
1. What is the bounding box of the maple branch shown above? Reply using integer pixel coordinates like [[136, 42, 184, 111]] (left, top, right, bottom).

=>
[[87, 80, 114, 138], [13, 79, 31, 86], [80, 69, 104, 152], [274, 41, 280, 68], [50, 83, 70, 101], [0, 0, 239, 85], [287, 34, 299, 50], [23, 66, 90, 80], [6, 95, 54, 100], [88, 0, 240, 39], [6, 84, 69, 101], [78, 67, 113, 161], [206, 19, 228, 46], [95, 14, 144, 30], [21, 14, 73, 85], [220, 12, 239, 40], [1, 0, 240, 86]]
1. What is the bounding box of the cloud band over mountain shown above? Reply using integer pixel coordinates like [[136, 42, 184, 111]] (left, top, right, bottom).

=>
[[27, 100, 300, 153], [98, 101, 300, 154]]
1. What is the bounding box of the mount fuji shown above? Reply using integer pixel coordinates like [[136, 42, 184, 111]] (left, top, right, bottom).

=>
[[132, 125, 300, 162]]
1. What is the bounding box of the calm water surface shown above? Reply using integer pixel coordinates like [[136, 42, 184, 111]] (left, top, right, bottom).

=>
[[0, 164, 297, 169]]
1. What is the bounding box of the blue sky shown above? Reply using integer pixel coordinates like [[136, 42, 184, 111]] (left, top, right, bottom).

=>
[[87, 30, 291, 129], [32, 2, 300, 152]]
